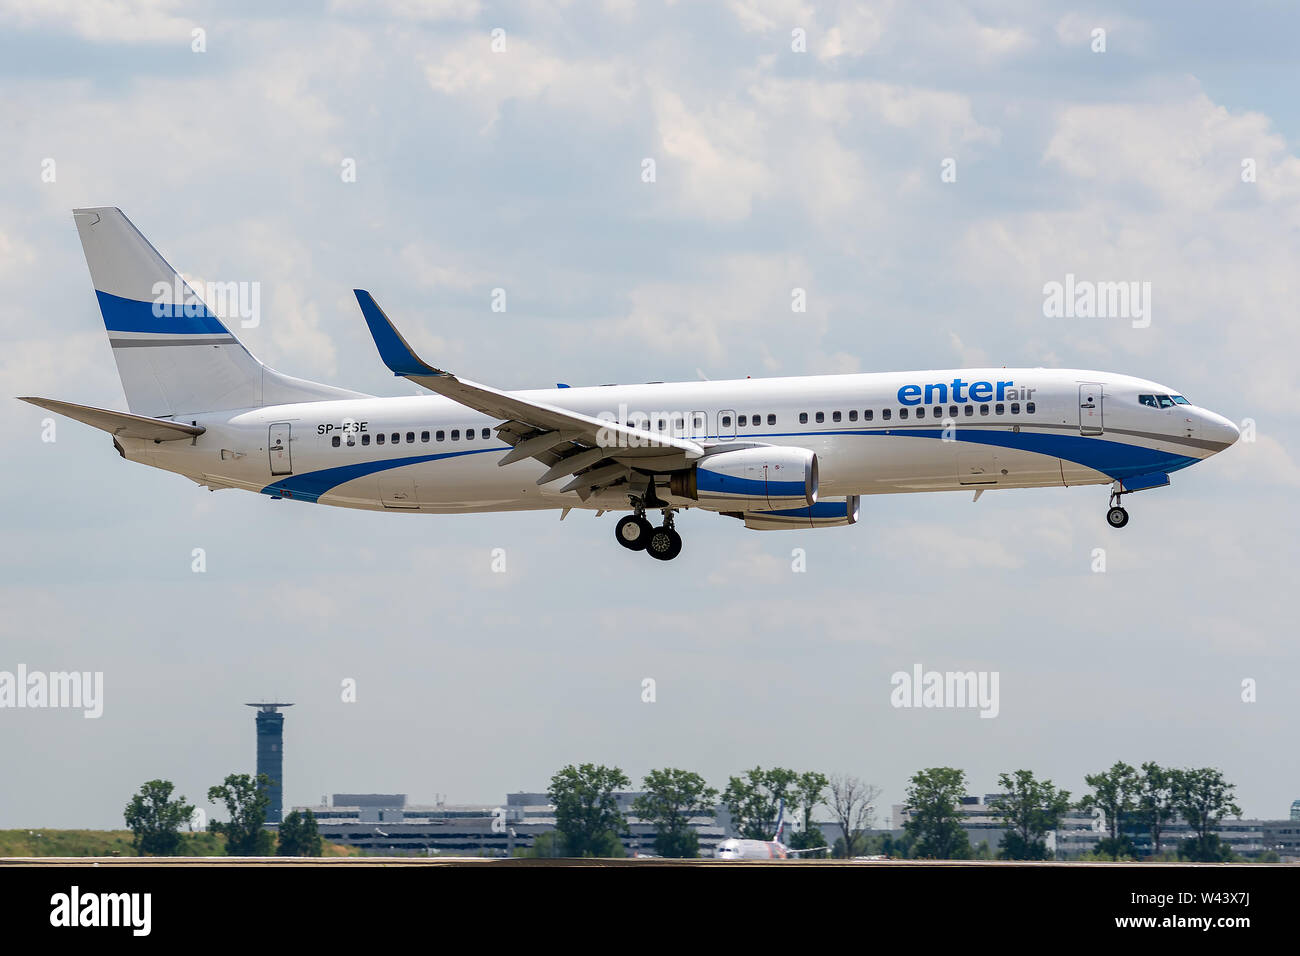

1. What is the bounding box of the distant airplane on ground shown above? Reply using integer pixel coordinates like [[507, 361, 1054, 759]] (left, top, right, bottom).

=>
[[714, 803, 828, 860], [22, 208, 1239, 561]]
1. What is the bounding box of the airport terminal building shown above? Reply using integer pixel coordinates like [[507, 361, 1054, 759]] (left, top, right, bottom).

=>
[[884, 794, 1300, 860], [294, 792, 726, 857], [289, 790, 1299, 860]]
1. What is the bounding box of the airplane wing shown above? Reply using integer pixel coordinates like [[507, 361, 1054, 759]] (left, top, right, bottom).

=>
[[785, 845, 830, 857], [355, 290, 705, 500], [18, 397, 206, 441]]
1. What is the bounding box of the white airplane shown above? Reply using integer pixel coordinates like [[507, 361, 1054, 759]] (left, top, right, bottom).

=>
[[715, 803, 827, 860], [21, 208, 1240, 562]]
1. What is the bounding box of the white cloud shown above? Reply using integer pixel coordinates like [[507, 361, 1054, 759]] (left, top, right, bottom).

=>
[[599, 254, 814, 363], [0, 0, 195, 43], [1054, 12, 1149, 52], [649, 87, 774, 222], [1044, 94, 1298, 213], [328, 0, 480, 21]]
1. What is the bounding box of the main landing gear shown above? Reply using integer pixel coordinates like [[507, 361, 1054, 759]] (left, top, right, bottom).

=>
[[615, 500, 683, 561], [1106, 488, 1130, 529]]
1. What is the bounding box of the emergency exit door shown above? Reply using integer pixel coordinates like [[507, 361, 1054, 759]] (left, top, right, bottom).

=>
[[269, 423, 293, 475]]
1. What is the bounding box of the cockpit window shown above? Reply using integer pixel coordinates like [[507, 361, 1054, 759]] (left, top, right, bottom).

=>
[[1157, 395, 1175, 408], [1171, 395, 1190, 405], [1138, 394, 1158, 408]]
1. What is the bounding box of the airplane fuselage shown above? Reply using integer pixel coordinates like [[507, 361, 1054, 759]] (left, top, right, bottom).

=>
[[122, 367, 1238, 515]]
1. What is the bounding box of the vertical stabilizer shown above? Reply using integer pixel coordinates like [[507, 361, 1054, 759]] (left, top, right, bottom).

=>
[[73, 207, 366, 417]]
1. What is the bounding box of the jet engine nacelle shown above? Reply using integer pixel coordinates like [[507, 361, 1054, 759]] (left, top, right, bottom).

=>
[[670, 446, 817, 509], [740, 495, 859, 530]]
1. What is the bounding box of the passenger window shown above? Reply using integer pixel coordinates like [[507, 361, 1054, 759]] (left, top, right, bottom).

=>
[[390, 432, 399, 443], [1011, 403, 1020, 414], [658, 418, 666, 430], [816, 412, 825, 423], [721, 415, 732, 428], [915, 407, 925, 419], [799, 412, 808, 424], [1139, 394, 1158, 408], [464, 429, 473, 441], [738, 415, 747, 427], [980, 405, 989, 415], [899, 408, 908, 420], [882, 408, 891, 421], [421, 431, 430, 442], [949, 406, 958, 419], [436, 430, 445, 441], [361, 434, 371, 446], [331, 435, 340, 447], [376, 433, 385, 445], [964, 405, 974, 417], [451, 429, 460, 440], [406, 432, 415, 443], [482, 428, 490, 439], [864, 410, 873, 421], [848, 410, 858, 422], [832, 411, 841, 422], [995, 403, 1004, 415], [1026, 402, 1036, 414], [346, 435, 355, 446]]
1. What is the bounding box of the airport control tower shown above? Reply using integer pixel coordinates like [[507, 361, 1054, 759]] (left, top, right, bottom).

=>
[[245, 702, 293, 824]]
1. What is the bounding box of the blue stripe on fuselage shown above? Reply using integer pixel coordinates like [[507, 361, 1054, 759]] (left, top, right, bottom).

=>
[[96, 290, 231, 335], [719, 426, 1199, 480], [258, 426, 1199, 505], [874, 427, 1199, 479], [261, 448, 497, 503]]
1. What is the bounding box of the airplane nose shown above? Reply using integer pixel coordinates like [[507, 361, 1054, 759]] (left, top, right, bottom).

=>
[[1202, 411, 1240, 448]]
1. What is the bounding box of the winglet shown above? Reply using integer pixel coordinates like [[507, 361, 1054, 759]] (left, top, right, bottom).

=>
[[353, 290, 446, 379]]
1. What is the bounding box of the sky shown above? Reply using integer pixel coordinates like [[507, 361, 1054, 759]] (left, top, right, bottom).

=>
[[0, 0, 1297, 830]]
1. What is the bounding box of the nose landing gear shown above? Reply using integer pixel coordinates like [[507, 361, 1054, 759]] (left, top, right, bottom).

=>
[[1106, 489, 1130, 528]]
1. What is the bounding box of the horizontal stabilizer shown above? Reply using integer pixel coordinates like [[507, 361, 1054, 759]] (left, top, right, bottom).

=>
[[18, 397, 205, 441]]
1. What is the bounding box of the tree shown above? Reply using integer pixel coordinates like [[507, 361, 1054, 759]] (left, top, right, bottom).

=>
[[722, 767, 799, 840], [785, 771, 829, 854], [525, 831, 563, 858], [988, 770, 1071, 860], [123, 780, 195, 856], [632, 768, 718, 859], [548, 763, 630, 857], [902, 767, 971, 860], [1135, 762, 1177, 858], [277, 808, 323, 857], [826, 774, 881, 858], [207, 773, 275, 856], [1171, 767, 1241, 862], [1077, 761, 1138, 858]]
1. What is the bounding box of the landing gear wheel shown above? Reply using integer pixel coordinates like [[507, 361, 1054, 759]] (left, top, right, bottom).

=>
[[646, 526, 683, 561], [1107, 506, 1129, 528], [615, 515, 653, 551]]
